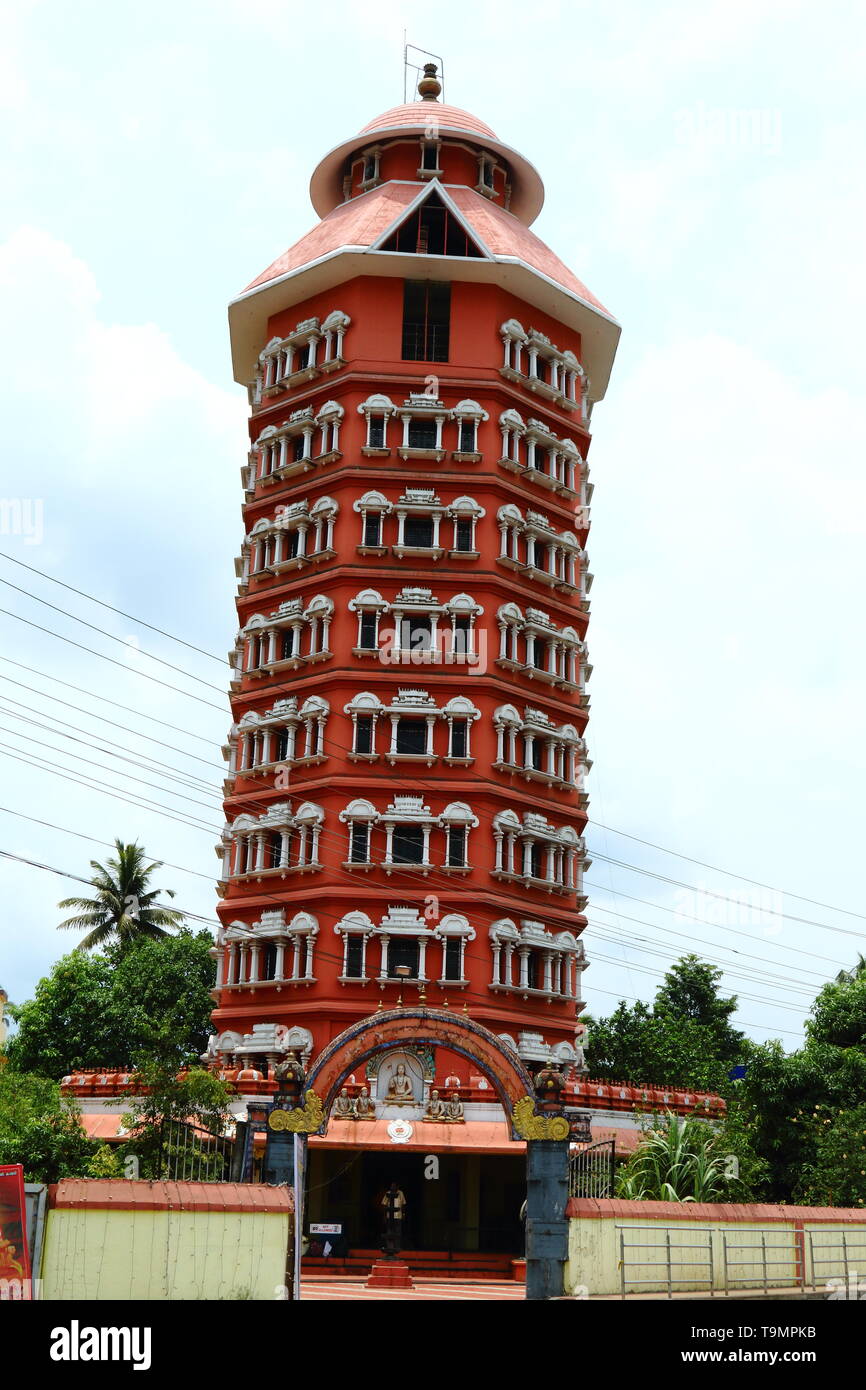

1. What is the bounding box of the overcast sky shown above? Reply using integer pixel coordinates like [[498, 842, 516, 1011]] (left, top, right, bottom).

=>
[[1, 0, 864, 1056]]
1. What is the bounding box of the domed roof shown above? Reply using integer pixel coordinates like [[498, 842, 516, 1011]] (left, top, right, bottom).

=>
[[310, 92, 544, 226], [359, 102, 498, 140]]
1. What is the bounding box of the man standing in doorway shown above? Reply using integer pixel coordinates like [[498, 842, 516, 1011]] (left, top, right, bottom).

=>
[[381, 1181, 407, 1256]]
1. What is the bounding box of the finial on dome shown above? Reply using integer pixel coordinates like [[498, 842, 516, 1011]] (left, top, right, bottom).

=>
[[418, 62, 442, 102]]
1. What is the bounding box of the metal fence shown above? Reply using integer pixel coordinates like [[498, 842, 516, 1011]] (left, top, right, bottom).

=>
[[617, 1224, 715, 1298], [808, 1229, 866, 1297], [570, 1141, 616, 1199], [616, 1223, 866, 1297], [721, 1228, 804, 1294], [156, 1121, 234, 1182]]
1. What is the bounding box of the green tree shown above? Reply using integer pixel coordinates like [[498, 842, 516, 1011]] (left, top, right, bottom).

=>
[[57, 839, 183, 951], [718, 959, 866, 1204], [120, 1052, 232, 1180], [795, 1103, 866, 1208], [86, 1143, 124, 1179], [582, 956, 748, 1091], [0, 1068, 91, 1183], [808, 973, 866, 1049], [655, 955, 745, 1067], [6, 930, 216, 1079]]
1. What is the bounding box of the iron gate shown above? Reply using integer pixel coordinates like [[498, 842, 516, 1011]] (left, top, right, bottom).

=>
[[569, 1140, 616, 1199]]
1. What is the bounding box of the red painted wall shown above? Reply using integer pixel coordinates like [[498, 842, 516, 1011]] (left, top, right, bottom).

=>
[[214, 180, 595, 1075]]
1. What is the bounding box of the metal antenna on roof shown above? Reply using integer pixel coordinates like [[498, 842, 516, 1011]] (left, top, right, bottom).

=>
[[403, 41, 445, 104]]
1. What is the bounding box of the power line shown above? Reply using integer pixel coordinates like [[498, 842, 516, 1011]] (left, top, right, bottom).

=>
[[2, 565, 856, 1012], [1, 695, 851, 1008], [0, 670, 223, 771], [7, 556, 864, 935], [0, 551, 228, 665], [590, 852, 866, 942], [1, 843, 808, 1041], [0, 748, 219, 835], [0, 609, 227, 712], [584, 881, 849, 970], [0, 848, 215, 927], [0, 577, 227, 693], [0, 700, 221, 796], [0, 656, 221, 745], [0, 728, 222, 814], [586, 903, 833, 982], [1, 715, 842, 1007], [589, 818, 866, 923]]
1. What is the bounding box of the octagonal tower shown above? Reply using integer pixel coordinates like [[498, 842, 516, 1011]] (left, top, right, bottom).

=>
[[213, 67, 620, 1099]]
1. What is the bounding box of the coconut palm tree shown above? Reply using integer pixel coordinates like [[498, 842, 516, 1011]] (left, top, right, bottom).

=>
[[57, 840, 184, 951]]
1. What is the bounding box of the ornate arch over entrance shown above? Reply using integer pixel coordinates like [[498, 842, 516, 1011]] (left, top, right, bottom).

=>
[[304, 1006, 535, 1136]]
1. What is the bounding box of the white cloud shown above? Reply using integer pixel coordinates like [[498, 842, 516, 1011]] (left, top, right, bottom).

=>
[[0, 227, 242, 1007]]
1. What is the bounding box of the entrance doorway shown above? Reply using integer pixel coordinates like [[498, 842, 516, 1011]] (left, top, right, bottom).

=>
[[359, 1151, 424, 1250]]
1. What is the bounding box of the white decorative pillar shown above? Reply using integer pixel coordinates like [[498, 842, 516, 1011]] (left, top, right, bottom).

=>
[[518, 948, 529, 988], [491, 942, 501, 986], [543, 952, 553, 993]]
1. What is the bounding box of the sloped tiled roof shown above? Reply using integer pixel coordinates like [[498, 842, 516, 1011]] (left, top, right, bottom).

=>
[[243, 184, 419, 293], [241, 181, 612, 320]]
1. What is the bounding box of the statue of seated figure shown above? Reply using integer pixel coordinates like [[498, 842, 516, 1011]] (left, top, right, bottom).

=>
[[445, 1090, 465, 1123], [355, 1085, 375, 1119], [333, 1086, 356, 1119], [386, 1063, 415, 1104], [424, 1088, 446, 1121]]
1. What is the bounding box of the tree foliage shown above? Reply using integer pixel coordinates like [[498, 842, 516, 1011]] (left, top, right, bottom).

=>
[[0, 1067, 92, 1183], [119, 1054, 232, 1180], [718, 961, 866, 1205], [6, 930, 216, 1079], [583, 955, 747, 1090]]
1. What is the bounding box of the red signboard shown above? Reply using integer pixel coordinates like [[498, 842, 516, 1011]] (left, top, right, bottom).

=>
[[0, 1164, 31, 1298]]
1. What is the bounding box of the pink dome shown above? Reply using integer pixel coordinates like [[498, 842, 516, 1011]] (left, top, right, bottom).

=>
[[359, 102, 498, 140]]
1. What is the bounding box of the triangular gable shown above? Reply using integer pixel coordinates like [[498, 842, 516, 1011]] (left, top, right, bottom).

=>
[[370, 181, 492, 260]]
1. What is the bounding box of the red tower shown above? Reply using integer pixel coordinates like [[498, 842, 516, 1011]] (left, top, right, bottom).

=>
[[213, 67, 620, 1252]]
